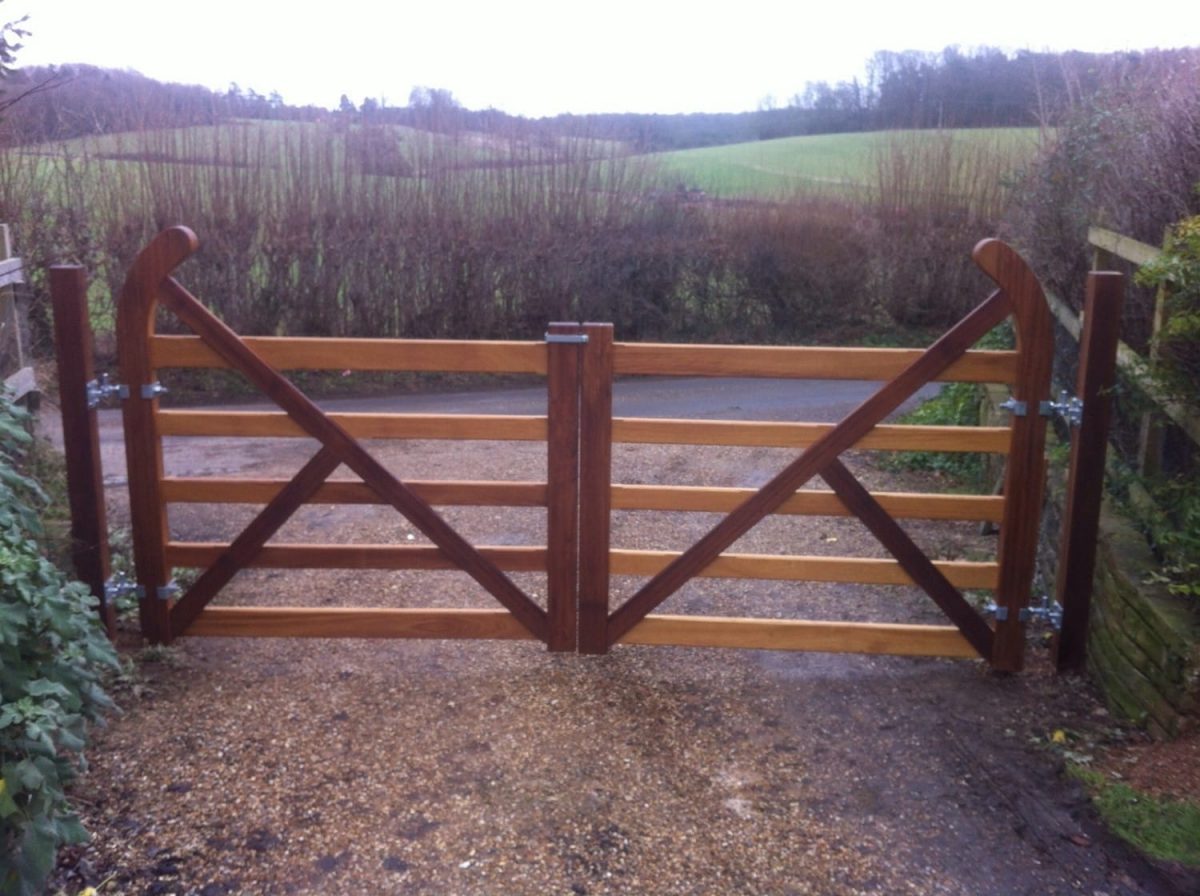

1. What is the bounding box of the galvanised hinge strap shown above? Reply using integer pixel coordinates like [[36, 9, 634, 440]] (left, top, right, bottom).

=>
[[103, 573, 143, 604], [1041, 390, 1084, 427], [86, 373, 129, 408], [544, 333, 589, 344], [985, 598, 1063, 629]]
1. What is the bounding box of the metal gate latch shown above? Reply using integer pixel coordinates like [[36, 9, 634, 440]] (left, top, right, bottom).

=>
[[86, 373, 129, 408], [1040, 390, 1084, 427], [985, 597, 1062, 629], [103, 572, 143, 605]]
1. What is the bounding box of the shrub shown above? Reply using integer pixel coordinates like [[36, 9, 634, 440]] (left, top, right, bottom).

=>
[[0, 394, 118, 896]]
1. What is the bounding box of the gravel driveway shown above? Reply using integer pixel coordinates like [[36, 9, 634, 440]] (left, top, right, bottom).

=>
[[45, 378, 1186, 895]]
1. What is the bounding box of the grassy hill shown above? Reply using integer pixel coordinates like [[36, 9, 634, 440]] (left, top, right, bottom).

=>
[[650, 127, 1045, 200]]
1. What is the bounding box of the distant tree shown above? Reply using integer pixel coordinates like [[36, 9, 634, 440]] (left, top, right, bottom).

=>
[[338, 93, 356, 114]]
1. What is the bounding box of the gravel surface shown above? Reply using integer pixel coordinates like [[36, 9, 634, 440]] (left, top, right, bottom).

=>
[[44, 379, 1194, 895]]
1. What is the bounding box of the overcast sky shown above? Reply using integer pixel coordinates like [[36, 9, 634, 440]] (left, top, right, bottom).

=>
[[6, 0, 1198, 117]]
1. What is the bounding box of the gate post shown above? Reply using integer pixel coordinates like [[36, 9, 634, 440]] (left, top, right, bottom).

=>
[[577, 323, 613, 654], [545, 322, 583, 652], [49, 266, 116, 639], [1055, 271, 1124, 672]]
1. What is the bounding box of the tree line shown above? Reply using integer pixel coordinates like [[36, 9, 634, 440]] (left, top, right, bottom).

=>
[[4, 46, 1196, 150]]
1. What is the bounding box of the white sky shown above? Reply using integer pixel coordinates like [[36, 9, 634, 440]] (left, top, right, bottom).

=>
[[5, 0, 1198, 117]]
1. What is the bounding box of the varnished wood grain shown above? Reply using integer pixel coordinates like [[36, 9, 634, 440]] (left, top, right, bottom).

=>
[[606, 287, 1012, 646], [157, 275, 550, 642], [608, 549, 998, 588], [152, 334, 547, 373], [611, 418, 1009, 452], [614, 343, 1018, 383], [187, 607, 534, 640], [1055, 272, 1124, 672], [975, 239, 1055, 672], [161, 478, 548, 507], [578, 323, 614, 654], [166, 542, 548, 571], [619, 615, 979, 657], [546, 323, 582, 652], [158, 410, 547, 440], [117, 227, 200, 643], [50, 265, 116, 639], [610, 484, 1004, 521]]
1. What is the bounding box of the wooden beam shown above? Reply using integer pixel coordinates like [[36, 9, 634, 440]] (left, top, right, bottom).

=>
[[545, 323, 582, 652], [157, 410, 547, 441], [578, 323, 614, 654], [1056, 272, 1124, 672], [166, 542, 548, 571], [606, 286, 1012, 645], [49, 265, 116, 639], [152, 334, 547, 373], [611, 418, 1009, 452], [619, 615, 979, 657], [614, 344, 1018, 383], [158, 271, 550, 642], [610, 484, 1005, 522], [820, 458, 994, 658], [609, 549, 998, 588], [161, 477, 548, 506], [187, 607, 534, 640], [1087, 226, 1159, 267]]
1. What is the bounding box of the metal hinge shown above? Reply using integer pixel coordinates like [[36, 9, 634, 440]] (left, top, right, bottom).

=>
[[156, 580, 180, 601], [141, 381, 169, 400], [103, 572, 143, 604], [544, 333, 589, 344], [1040, 390, 1084, 427], [86, 373, 129, 408], [985, 597, 1062, 629], [998, 397, 1027, 417]]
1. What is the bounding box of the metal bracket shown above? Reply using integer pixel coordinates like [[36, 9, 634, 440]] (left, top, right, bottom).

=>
[[544, 333, 589, 345], [141, 381, 169, 400], [985, 597, 1062, 629], [103, 572, 143, 605], [1040, 390, 1084, 427], [998, 397, 1027, 417], [156, 580, 180, 601], [86, 373, 129, 409]]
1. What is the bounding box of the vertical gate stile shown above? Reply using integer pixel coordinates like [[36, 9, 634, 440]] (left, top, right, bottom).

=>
[[117, 227, 200, 644], [1054, 271, 1124, 672], [545, 322, 583, 652], [977, 241, 1055, 672], [49, 265, 116, 639], [578, 323, 614, 654]]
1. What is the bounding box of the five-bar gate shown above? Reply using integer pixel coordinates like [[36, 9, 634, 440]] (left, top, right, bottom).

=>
[[51, 227, 1124, 673]]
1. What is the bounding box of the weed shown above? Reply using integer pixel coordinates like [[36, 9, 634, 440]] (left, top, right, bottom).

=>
[[1069, 765, 1200, 866]]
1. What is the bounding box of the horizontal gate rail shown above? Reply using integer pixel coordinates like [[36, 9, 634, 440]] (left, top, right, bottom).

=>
[[158, 410, 547, 440], [608, 419, 1009, 451], [612, 343, 1019, 382], [161, 478, 548, 506], [187, 607, 535, 640]]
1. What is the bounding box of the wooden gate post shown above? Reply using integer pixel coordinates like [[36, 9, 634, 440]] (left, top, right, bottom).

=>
[[577, 323, 613, 654], [49, 265, 116, 639], [1055, 271, 1125, 672], [545, 322, 583, 652]]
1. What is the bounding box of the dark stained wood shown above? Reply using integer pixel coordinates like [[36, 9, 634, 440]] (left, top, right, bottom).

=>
[[606, 287, 1013, 646], [117, 227, 200, 643], [1055, 272, 1124, 672], [49, 266, 116, 639], [169, 447, 341, 636], [578, 323, 614, 654], [546, 323, 582, 652], [156, 270, 549, 643], [820, 459, 993, 658], [975, 239, 1056, 672]]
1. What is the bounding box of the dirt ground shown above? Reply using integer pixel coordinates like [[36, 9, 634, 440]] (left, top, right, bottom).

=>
[[43, 380, 1200, 896]]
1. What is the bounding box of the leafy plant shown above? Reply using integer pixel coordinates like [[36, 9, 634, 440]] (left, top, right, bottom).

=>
[[0, 394, 118, 896], [1069, 765, 1200, 866], [1135, 210, 1200, 412]]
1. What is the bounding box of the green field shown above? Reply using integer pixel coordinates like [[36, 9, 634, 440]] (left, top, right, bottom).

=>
[[652, 128, 1045, 199]]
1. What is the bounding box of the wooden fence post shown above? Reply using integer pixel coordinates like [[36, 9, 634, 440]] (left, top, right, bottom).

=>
[[1055, 271, 1125, 673], [49, 265, 116, 639], [545, 322, 583, 652], [577, 323, 613, 654]]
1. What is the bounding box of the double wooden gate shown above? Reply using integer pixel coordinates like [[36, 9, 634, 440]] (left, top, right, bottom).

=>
[[51, 226, 1119, 673]]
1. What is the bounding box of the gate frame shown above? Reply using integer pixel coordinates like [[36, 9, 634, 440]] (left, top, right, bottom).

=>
[[48, 229, 1123, 673]]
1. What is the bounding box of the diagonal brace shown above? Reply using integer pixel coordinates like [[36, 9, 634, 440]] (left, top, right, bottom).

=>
[[170, 446, 342, 635], [819, 459, 994, 658], [158, 277, 550, 643]]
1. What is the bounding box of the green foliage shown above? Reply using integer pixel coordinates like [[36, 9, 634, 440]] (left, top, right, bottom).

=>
[[0, 395, 118, 896], [885, 382, 988, 487], [1070, 766, 1200, 866], [1138, 476, 1200, 600], [1135, 211, 1200, 412]]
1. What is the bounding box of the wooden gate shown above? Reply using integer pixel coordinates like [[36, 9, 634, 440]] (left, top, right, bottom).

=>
[[51, 228, 1085, 672]]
